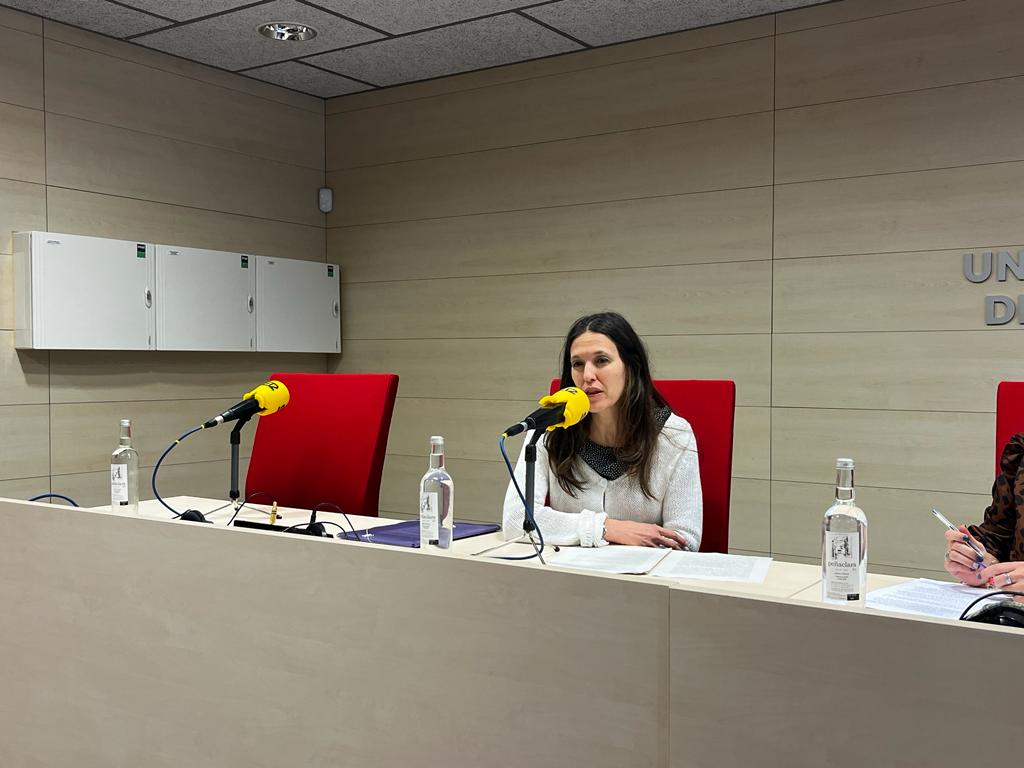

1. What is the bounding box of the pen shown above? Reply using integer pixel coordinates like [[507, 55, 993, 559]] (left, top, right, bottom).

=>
[[931, 508, 986, 561]]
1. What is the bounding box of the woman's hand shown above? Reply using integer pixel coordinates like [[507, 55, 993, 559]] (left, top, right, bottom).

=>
[[603, 519, 688, 549], [978, 560, 1024, 598], [944, 525, 994, 586]]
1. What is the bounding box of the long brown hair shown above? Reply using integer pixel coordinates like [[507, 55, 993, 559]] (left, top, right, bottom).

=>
[[546, 312, 668, 498]]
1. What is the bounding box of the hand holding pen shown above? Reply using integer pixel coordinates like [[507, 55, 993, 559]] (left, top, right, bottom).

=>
[[934, 508, 993, 587]]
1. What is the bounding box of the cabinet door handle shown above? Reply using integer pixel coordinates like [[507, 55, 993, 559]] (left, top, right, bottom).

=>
[[332, 299, 339, 318], [248, 295, 255, 313], [144, 287, 153, 308]]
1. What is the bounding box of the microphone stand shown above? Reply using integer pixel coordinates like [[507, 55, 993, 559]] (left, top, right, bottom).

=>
[[522, 428, 547, 565], [229, 413, 254, 505]]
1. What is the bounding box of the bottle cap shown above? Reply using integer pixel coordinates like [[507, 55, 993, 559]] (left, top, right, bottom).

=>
[[120, 418, 131, 427], [836, 457, 854, 469], [430, 435, 444, 445]]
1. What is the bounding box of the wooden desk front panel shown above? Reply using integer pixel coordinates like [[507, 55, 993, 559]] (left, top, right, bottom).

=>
[[0, 500, 670, 768], [669, 588, 1020, 768]]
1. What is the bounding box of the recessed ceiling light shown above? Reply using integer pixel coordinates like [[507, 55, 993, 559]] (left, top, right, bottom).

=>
[[257, 22, 318, 42]]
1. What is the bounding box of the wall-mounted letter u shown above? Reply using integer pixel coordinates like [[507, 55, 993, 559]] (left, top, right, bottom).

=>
[[964, 252, 993, 283]]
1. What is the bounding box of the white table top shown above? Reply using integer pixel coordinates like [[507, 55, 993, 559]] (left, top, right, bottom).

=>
[[90, 496, 830, 600]]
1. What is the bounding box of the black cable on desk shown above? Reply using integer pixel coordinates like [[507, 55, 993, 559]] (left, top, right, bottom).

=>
[[28, 493, 80, 507], [311, 501, 358, 540], [280, 520, 347, 537], [497, 435, 545, 561]]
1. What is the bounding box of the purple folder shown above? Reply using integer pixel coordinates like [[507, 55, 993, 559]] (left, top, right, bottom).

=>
[[336, 520, 499, 548]]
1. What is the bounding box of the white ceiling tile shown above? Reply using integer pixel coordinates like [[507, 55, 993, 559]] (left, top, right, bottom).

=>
[[132, 0, 384, 71], [246, 60, 373, 97], [308, 0, 534, 34], [117, 1, 256, 23], [526, 0, 829, 46], [304, 13, 582, 87], [0, 0, 169, 36]]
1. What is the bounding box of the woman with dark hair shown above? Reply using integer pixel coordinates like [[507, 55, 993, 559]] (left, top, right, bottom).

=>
[[501, 311, 702, 549]]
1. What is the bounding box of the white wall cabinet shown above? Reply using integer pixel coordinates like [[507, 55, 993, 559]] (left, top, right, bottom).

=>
[[156, 245, 256, 352], [256, 256, 340, 353], [15, 231, 340, 353], [15, 231, 156, 350]]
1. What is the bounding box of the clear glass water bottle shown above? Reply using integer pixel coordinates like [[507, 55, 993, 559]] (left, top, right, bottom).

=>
[[111, 418, 139, 514], [419, 435, 454, 549], [821, 458, 868, 605]]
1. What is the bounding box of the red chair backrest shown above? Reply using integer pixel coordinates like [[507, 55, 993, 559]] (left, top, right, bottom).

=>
[[550, 378, 735, 553], [245, 373, 399, 516], [996, 381, 1024, 475]]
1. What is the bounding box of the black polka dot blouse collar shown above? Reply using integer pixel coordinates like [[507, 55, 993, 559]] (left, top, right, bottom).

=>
[[579, 407, 673, 481]]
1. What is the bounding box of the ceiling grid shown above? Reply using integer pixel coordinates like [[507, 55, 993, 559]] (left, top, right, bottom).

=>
[[1, 0, 832, 97]]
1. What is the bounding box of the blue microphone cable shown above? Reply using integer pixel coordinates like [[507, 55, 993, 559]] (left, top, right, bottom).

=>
[[152, 425, 204, 518]]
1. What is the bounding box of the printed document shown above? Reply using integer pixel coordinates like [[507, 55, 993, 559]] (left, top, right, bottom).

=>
[[866, 578, 1002, 620], [551, 546, 670, 574], [650, 551, 772, 583]]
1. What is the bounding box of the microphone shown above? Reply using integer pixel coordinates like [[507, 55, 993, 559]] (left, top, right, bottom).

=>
[[503, 386, 590, 437], [203, 380, 290, 429]]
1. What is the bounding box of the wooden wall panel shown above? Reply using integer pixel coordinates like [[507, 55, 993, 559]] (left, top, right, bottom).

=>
[[53, 458, 250, 509], [776, 77, 1024, 183], [0, 24, 42, 109], [0, 17, 325, 503], [48, 350, 324, 404], [772, 250, 1010, 333], [45, 114, 324, 227], [773, 332, 1024, 411], [327, 37, 773, 169], [0, 5, 41, 35], [327, 16, 773, 114], [729, 478, 770, 553], [776, 0, 960, 33], [333, 335, 770, 406], [0, 102, 45, 184], [0, 177, 46, 255], [0, 476, 51, 502], [46, 188, 325, 262], [770, 408, 992, 494], [378, 454, 509, 522], [343, 261, 772, 340], [329, 186, 772, 282], [776, 0, 1024, 107], [44, 40, 324, 170], [49, 400, 258, 476], [774, 163, 1024, 259], [386, 398, 534, 460], [770, 480, 990, 571], [0, 332, 47, 406], [733, 407, 770, 480], [0, 404, 49, 480], [333, 337, 563, 400], [328, 112, 772, 226]]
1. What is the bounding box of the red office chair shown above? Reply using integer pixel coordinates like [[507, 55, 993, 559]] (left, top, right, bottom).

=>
[[996, 381, 1024, 475], [550, 378, 736, 553], [245, 372, 399, 516]]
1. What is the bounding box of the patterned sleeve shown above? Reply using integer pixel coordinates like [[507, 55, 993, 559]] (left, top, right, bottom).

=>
[[968, 433, 1024, 562]]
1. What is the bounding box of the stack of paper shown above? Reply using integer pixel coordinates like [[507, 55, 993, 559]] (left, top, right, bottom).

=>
[[866, 578, 1003, 620], [650, 551, 772, 583], [550, 546, 669, 574], [549, 547, 773, 583]]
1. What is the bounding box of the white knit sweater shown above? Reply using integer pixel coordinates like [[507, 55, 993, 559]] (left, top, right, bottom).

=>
[[501, 414, 703, 549]]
